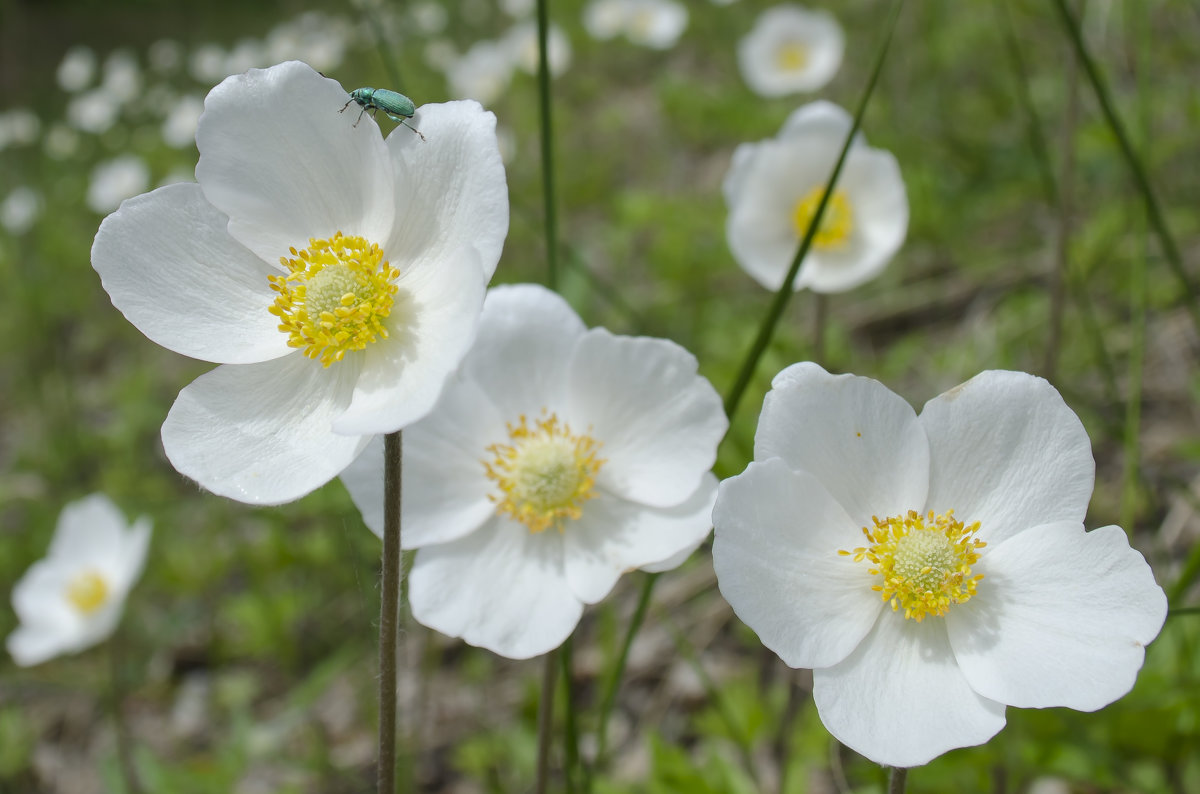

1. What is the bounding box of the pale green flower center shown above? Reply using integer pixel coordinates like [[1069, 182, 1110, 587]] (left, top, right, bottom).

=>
[[268, 232, 401, 367], [484, 413, 606, 533], [775, 41, 809, 72], [840, 509, 986, 621], [65, 569, 110, 614]]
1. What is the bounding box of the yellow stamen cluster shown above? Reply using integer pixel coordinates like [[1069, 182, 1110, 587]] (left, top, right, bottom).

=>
[[484, 413, 606, 534], [775, 41, 809, 72], [268, 232, 400, 367], [792, 187, 854, 249], [65, 570, 110, 615], [839, 509, 986, 622]]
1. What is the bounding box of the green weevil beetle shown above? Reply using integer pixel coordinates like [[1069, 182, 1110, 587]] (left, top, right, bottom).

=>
[[340, 87, 426, 141]]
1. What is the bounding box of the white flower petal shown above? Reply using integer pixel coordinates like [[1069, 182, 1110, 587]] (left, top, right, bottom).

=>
[[564, 474, 717, 604], [409, 518, 583, 659], [162, 353, 369, 505], [48, 494, 129, 563], [7, 625, 73, 667], [949, 522, 1167, 711], [755, 362, 929, 530], [340, 375, 504, 547], [813, 614, 1007, 767], [713, 459, 882, 669], [92, 183, 287, 364], [461, 284, 585, 418], [332, 245, 487, 435], [194, 61, 395, 264], [921, 371, 1095, 544], [384, 100, 509, 282], [566, 330, 726, 507]]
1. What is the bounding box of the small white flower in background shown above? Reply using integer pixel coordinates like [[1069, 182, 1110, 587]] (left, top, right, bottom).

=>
[[87, 155, 150, 214], [67, 88, 122, 134], [724, 100, 907, 293], [738, 5, 843, 97], [224, 38, 268, 77], [266, 12, 353, 73], [101, 49, 142, 106], [445, 41, 515, 106], [424, 39, 459, 72], [503, 21, 572, 77], [500, 0, 535, 17], [44, 123, 81, 160], [57, 45, 97, 93], [7, 494, 151, 667], [91, 61, 508, 506], [583, 0, 688, 49], [189, 43, 229, 83], [1, 186, 42, 235], [410, 1, 449, 34], [157, 166, 196, 188], [712, 364, 1168, 767], [342, 284, 728, 659], [148, 39, 184, 74], [0, 108, 40, 151], [161, 94, 205, 148]]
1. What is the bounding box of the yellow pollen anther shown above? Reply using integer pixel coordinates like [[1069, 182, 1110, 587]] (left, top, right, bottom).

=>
[[792, 187, 854, 249], [838, 509, 986, 621], [483, 413, 606, 534], [65, 570, 109, 615], [775, 41, 809, 71], [268, 231, 400, 367]]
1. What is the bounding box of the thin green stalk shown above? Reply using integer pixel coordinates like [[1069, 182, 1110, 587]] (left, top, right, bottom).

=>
[[724, 0, 905, 419], [535, 650, 559, 794], [378, 431, 403, 794], [587, 8, 905, 785], [812, 294, 828, 364], [109, 627, 143, 794], [1044, 16, 1079, 381], [591, 571, 657, 784], [994, 0, 1058, 206], [561, 637, 580, 794], [357, 0, 403, 89], [773, 672, 804, 794], [535, 0, 560, 290], [1169, 606, 1200, 617], [1050, 0, 1200, 332], [1169, 540, 1200, 607], [1120, 0, 1150, 534], [888, 766, 909, 794]]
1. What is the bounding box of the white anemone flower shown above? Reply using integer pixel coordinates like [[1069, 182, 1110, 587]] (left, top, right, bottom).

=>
[[738, 5, 844, 97], [712, 364, 1168, 767], [503, 21, 572, 77], [91, 61, 509, 505], [724, 101, 907, 293], [67, 88, 122, 134], [1, 186, 42, 235], [161, 94, 205, 148], [57, 46, 97, 93], [341, 284, 728, 659], [7, 494, 151, 667]]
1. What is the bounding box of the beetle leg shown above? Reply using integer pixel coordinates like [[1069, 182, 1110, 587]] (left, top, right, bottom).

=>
[[339, 98, 354, 114], [352, 105, 368, 128]]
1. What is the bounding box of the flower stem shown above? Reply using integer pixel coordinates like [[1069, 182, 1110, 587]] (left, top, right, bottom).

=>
[[535, 0, 560, 290], [590, 571, 658, 787], [109, 626, 143, 794], [561, 637, 581, 794], [723, 0, 905, 419], [378, 430, 403, 794], [1044, 16, 1079, 382], [535, 649, 559, 794], [773, 671, 805, 794], [887, 766, 909, 794], [1050, 0, 1200, 333]]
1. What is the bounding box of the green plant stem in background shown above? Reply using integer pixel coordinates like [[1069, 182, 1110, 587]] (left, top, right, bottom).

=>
[[109, 626, 143, 794], [1121, 0, 1149, 536], [536, 0, 560, 290], [590, 570, 657, 785], [535, 649, 559, 794], [1043, 22, 1079, 382], [773, 671, 805, 794], [356, 0, 403, 89], [888, 766, 909, 794], [561, 637, 581, 794], [1050, 0, 1200, 333], [589, 7, 906, 785], [723, 0, 905, 420], [378, 431, 403, 794], [812, 294, 828, 364], [995, 0, 1058, 206]]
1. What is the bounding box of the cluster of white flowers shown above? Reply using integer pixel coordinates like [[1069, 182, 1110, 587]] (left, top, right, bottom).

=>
[[1, 1, 1165, 774]]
